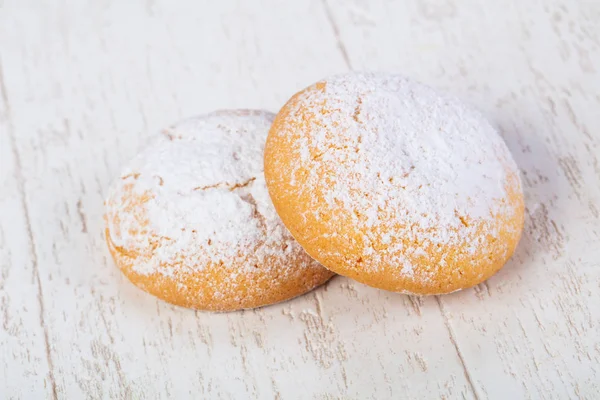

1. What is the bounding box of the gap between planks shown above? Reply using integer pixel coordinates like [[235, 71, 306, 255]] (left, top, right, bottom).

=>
[[436, 296, 482, 400], [317, 3, 482, 398], [0, 58, 59, 400], [320, 0, 353, 70]]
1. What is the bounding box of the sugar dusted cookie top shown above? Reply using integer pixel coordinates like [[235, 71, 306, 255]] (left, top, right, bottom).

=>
[[105, 110, 333, 311], [265, 73, 524, 294]]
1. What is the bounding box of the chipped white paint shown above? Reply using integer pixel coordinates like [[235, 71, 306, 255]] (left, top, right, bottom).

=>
[[0, 0, 598, 398]]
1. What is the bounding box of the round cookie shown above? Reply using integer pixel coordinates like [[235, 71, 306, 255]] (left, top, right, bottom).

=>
[[264, 73, 524, 295], [105, 110, 334, 311]]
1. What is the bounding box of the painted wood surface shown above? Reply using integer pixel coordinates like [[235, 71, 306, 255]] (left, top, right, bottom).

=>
[[0, 0, 598, 398]]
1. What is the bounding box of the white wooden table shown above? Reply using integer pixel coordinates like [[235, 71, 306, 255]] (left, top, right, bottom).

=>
[[1, 1, 599, 398]]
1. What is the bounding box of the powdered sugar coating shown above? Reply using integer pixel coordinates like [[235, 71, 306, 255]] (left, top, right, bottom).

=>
[[265, 73, 524, 293], [105, 110, 332, 310]]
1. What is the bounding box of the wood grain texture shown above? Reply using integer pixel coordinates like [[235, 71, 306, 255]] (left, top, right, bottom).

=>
[[0, 54, 54, 400], [1, 0, 598, 398], [324, 0, 600, 398]]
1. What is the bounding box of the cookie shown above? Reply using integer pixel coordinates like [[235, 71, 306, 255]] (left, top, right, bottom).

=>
[[105, 110, 334, 311], [264, 73, 524, 295]]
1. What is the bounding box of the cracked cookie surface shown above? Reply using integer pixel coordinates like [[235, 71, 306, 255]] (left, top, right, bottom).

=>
[[105, 110, 334, 311]]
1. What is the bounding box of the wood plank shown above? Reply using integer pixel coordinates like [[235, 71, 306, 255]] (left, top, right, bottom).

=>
[[1, 0, 476, 398], [0, 60, 54, 397], [323, 0, 600, 398]]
